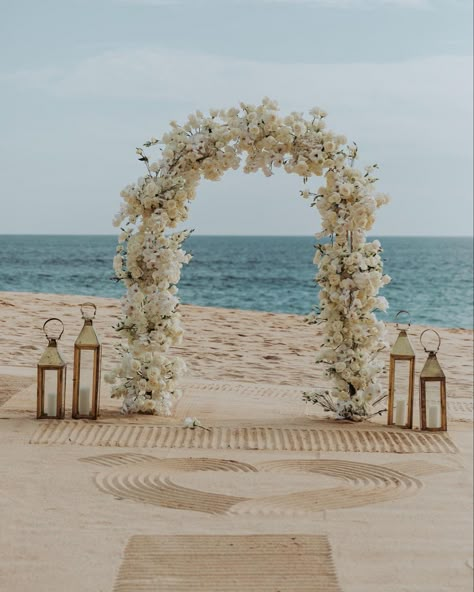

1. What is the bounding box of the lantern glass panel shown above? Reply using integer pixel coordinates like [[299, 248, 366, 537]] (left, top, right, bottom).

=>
[[78, 349, 95, 415], [425, 381, 442, 429], [393, 359, 410, 426], [43, 369, 59, 417]]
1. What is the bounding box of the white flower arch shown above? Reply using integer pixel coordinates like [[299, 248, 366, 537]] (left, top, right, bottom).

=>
[[107, 98, 391, 419]]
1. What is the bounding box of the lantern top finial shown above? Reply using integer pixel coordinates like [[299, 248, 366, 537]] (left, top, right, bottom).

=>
[[391, 311, 415, 357], [43, 318, 64, 343], [39, 318, 66, 367], [420, 329, 445, 380], [80, 302, 97, 322], [75, 304, 100, 347], [395, 310, 411, 331], [420, 328, 441, 354]]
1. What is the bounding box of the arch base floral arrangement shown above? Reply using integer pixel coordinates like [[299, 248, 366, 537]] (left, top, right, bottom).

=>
[[105, 98, 391, 420]]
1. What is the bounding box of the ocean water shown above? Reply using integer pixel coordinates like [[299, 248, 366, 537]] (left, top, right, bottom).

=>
[[0, 235, 472, 329]]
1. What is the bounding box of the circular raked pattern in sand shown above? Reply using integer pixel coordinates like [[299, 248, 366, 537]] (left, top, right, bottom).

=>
[[93, 456, 422, 515]]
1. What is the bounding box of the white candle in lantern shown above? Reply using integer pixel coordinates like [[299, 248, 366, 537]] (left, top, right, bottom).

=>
[[395, 400, 405, 426], [79, 386, 90, 416], [427, 405, 440, 428], [46, 392, 57, 417]]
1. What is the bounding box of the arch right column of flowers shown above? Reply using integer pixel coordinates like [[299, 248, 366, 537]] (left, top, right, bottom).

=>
[[107, 98, 391, 420], [305, 161, 391, 418]]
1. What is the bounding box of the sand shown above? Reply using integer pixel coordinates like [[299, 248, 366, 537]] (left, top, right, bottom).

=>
[[0, 291, 472, 591]]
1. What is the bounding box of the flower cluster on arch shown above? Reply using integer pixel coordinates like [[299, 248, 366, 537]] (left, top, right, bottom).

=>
[[106, 98, 391, 418]]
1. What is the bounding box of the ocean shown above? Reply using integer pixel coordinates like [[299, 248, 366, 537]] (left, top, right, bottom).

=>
[[0, 235, 472, 329]]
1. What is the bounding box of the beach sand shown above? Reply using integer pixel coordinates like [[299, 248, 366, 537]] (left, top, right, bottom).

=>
[[0, 292, 472, 591]]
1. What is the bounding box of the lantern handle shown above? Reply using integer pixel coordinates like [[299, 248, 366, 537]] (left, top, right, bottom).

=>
[[395, 310, 411, 330], [43, 318, 65, 341], [420, 329, 441, 353], [80, 302, 97, 320]]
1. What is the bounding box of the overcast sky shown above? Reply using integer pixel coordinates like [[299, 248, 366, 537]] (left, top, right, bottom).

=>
[[1, 0, 472, 236]]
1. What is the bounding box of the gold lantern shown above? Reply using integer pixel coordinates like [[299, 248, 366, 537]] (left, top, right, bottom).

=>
[[387, 310, 416, 429], [37, 318, 67, 419], [419, 329, 447, 431], [72, 303, 101, 420]]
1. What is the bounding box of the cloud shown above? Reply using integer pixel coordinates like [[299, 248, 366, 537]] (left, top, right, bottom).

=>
[[110, 0, 471, 10], [6, 47, 472, 161], [2, 43, 472, 235], [109, 0, 472, 11], [112, 0, 435, 7], [260, 0, 432, 7], [12, 48, 470, 112], [114, 0, 183, 5], [14, 48, 470, 103]]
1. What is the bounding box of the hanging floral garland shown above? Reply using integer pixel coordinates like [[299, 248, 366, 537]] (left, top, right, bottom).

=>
[[106, 98, 391, 419]]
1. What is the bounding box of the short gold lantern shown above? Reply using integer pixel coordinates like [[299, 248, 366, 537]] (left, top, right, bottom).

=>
[[37, 318, 67, 419], [387, 310, 415, 429], [419, 329, 447, 431], [72, 303, 101, 420]]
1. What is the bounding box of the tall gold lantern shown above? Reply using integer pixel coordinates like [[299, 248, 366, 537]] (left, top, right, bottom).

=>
[[387, 310, 416, 429], [72, 303, 101, 420], [419, 329, 447, 431], [37, 318, 67, 419]]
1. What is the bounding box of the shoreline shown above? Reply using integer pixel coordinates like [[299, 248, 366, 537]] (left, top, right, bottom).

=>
[[1, 291, 472, 396], [1, 289, 472, 331]]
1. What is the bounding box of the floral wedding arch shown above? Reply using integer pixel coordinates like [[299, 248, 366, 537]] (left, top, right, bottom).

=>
[[107, 98, 391, 420]]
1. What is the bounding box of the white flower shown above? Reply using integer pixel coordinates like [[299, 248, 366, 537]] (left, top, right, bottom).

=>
[[183, 416, 195, 428], [339, 183, 352, 197], [324, 141, 337, 153], [183, 416, 209, 430], [143, 400, 155, 413], [104, 372, 115, 385], [309, 106, 327, 118]]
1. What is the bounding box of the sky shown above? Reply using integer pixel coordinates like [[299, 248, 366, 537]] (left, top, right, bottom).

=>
[[0, 0, 472, 236]]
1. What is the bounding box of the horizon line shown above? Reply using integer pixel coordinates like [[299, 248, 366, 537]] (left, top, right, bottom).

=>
[[0, 233, 472, 238]]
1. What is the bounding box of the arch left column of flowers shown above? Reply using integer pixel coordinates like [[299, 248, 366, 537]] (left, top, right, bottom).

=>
[[106, 98, 390, 417]]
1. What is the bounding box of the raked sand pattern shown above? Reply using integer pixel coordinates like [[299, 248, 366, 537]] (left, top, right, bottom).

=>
[[81, 451, 458, 478], [183, 380, 310, 399], [447, 399, 473, 421], [113, 534, 342, 592], [0, 374, 35, 407], [89, 456, 430, 515], [379, 459, 459, 477], [30, 420, 459, 453]]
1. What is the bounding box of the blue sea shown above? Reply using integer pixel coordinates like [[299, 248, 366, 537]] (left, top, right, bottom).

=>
[[0, 235, 472, 329]]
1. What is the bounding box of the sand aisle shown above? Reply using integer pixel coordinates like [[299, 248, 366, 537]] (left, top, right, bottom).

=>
[[0, 292, 472, 591]]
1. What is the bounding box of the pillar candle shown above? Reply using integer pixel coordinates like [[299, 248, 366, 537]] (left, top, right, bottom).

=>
[[46, 392, 57, 417], [427, 405, 440, 428], [395, 399, 405, 426], [79, 386, 90, 416]]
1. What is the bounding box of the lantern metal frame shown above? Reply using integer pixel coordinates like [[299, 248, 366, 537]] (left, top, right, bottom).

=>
[[387, 310, 416, 429], [419, 329, 447, 432], [37, 318, 67, 419], [72, 303, 101, 420]]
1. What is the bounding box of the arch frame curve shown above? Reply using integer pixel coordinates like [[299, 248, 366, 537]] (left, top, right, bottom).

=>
[[107, 98, 391, 419]]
